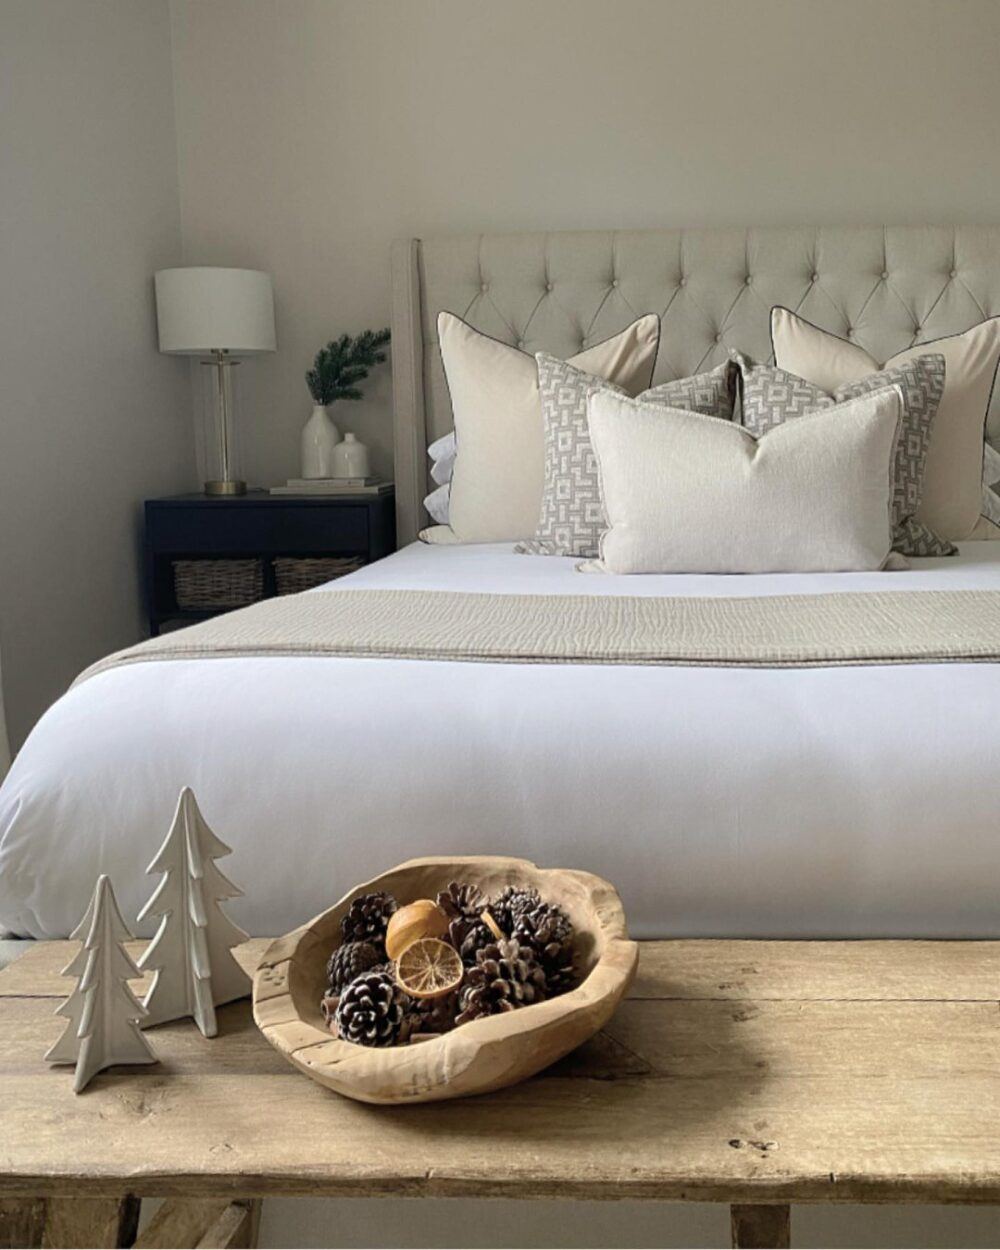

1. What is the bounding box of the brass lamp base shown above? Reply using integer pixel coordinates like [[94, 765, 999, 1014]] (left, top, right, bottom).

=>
[[204, 479, 247, 497]]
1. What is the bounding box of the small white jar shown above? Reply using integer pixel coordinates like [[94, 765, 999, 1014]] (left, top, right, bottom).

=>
[[331, 432, 371, 479]]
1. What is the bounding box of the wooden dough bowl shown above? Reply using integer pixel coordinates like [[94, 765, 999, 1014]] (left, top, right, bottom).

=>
[[253, 855, 639, 1105]]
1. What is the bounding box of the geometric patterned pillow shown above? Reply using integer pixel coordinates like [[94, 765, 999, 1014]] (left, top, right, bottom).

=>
[[735, 351, 956, 557], [517, 354, 737, 557]]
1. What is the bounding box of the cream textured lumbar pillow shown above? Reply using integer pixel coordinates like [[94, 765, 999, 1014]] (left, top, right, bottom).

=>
[[585, 387, 903, 575], [771, 307, 1000, 542], [427, 311, 660, 544]]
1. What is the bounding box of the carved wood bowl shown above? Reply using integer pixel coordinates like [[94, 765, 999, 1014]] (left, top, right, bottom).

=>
[[253, 855, 639, 1104]]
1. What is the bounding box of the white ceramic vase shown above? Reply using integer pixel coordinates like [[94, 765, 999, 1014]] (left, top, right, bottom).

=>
[[300, 404, 341, 479], [331, 432, 371, 479]]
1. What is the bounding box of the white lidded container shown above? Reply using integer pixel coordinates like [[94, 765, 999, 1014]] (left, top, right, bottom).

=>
[[331, 432, 371, 479]]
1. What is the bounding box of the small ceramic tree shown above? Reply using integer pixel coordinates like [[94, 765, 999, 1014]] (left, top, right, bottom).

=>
[[137, 787, 251, 1037], [45, 875, 158, 1092], [42, 887, 97, 1066]]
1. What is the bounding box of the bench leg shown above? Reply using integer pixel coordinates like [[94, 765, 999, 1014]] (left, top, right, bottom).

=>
[[0, 1195, 260, 1250], [198, 1200, 260, 1249], [41, 1197, 140, 1249], [730, 1203, 791, 1249], [134, 1198, 261, 1249], [0, 1199, 47, 1249]]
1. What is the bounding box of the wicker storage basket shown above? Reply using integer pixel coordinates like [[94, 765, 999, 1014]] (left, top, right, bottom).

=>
[[273, 556, 363, 595], [173, 559, 263, 611]]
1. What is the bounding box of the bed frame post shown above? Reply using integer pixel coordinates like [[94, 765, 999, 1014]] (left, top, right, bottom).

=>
[[390, 237, 427, 548]]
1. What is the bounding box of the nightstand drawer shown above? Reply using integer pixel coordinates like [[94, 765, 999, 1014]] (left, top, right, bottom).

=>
[[147, 502, 369, 555]]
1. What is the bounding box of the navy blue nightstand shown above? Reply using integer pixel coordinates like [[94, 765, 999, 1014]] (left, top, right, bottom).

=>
[[144, 489, 396, 635]]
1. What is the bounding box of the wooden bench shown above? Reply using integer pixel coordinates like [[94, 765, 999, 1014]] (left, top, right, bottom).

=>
[[1, 938, 998, 1248]]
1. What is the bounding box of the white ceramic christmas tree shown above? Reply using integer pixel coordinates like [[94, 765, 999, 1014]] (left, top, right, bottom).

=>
[[45, 875, 158, 1093], [137, 787, 251, 1037]]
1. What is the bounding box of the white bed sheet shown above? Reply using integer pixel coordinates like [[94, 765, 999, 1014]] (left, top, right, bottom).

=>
[[2, 542, 999, 940]]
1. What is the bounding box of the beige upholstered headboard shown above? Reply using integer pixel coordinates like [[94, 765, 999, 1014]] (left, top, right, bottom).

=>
[[390, 226, 1000, 546]]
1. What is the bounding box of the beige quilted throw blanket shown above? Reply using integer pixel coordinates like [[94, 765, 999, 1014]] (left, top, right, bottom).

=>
[[75, 588, 1000, 684]]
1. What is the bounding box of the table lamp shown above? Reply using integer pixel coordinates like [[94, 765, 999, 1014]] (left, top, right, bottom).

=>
[[154, 267, 276, 495]]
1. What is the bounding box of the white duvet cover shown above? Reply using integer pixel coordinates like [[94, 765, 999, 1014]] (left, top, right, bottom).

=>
[[2, 542, 999, 940]]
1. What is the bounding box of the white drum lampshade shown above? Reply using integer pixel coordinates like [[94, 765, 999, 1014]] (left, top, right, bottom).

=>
[[154, 267, 276, 495], [154, 268, 276, 355]]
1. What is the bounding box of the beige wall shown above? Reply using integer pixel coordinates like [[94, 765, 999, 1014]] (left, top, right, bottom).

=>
[[0, 0, 195, 748], [169, 0, 1000, 488]]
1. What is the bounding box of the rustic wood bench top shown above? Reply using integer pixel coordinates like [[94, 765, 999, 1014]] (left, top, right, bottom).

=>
[[1, 938, 998, 1247]]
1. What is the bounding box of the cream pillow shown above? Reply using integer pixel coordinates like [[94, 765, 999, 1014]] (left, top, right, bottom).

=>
[[772, 307, 1000, 542], [585, 388, 903, 575], [428, 312, 659, 544]]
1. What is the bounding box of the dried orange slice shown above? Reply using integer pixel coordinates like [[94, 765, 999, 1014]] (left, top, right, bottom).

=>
[[395, 937, 463, 1000], [385, 899, 449, 961]]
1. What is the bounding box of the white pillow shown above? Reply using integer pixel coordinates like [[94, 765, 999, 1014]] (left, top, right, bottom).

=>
[[423, 432, 456, 525], [772, 307, 1000, 542], [423, 482, 451, 525], [584, 387, 903, 575], [427, 432, 456, 486], [427, 312, 660, 543]]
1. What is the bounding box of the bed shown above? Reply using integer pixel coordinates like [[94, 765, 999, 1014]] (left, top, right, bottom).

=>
[[2, 224, 1000, 941]]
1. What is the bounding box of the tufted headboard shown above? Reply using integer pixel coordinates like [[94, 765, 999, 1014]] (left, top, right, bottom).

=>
[[390, 226, 1000, 546]]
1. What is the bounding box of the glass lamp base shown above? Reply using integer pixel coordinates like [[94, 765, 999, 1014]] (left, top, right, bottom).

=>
[[204, 479, 247, 497]]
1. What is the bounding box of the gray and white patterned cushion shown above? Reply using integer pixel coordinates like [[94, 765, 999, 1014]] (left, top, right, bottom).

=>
[[736, 351, 955, 557], [517, 354, 736, 557]]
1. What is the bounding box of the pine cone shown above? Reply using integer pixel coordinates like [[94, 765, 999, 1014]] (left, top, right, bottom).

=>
[[456, 938, 547, 1024], [325, 939, 382, 994], [436, 881, 485, 922], [335, 969, 410, 1047], [489, 885, 542, 935], [404, 990, 459, 1038], [448, 916, 495, 966], [340, 891, 398, 949], [516, 899, 572, 945], [513, 904, 576, 996]]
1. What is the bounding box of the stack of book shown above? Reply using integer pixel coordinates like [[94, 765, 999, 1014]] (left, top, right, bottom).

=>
[[269, 478, 393, 497]]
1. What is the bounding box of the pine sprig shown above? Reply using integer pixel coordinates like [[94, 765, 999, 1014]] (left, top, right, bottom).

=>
[[306, 328, 391, 405]]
